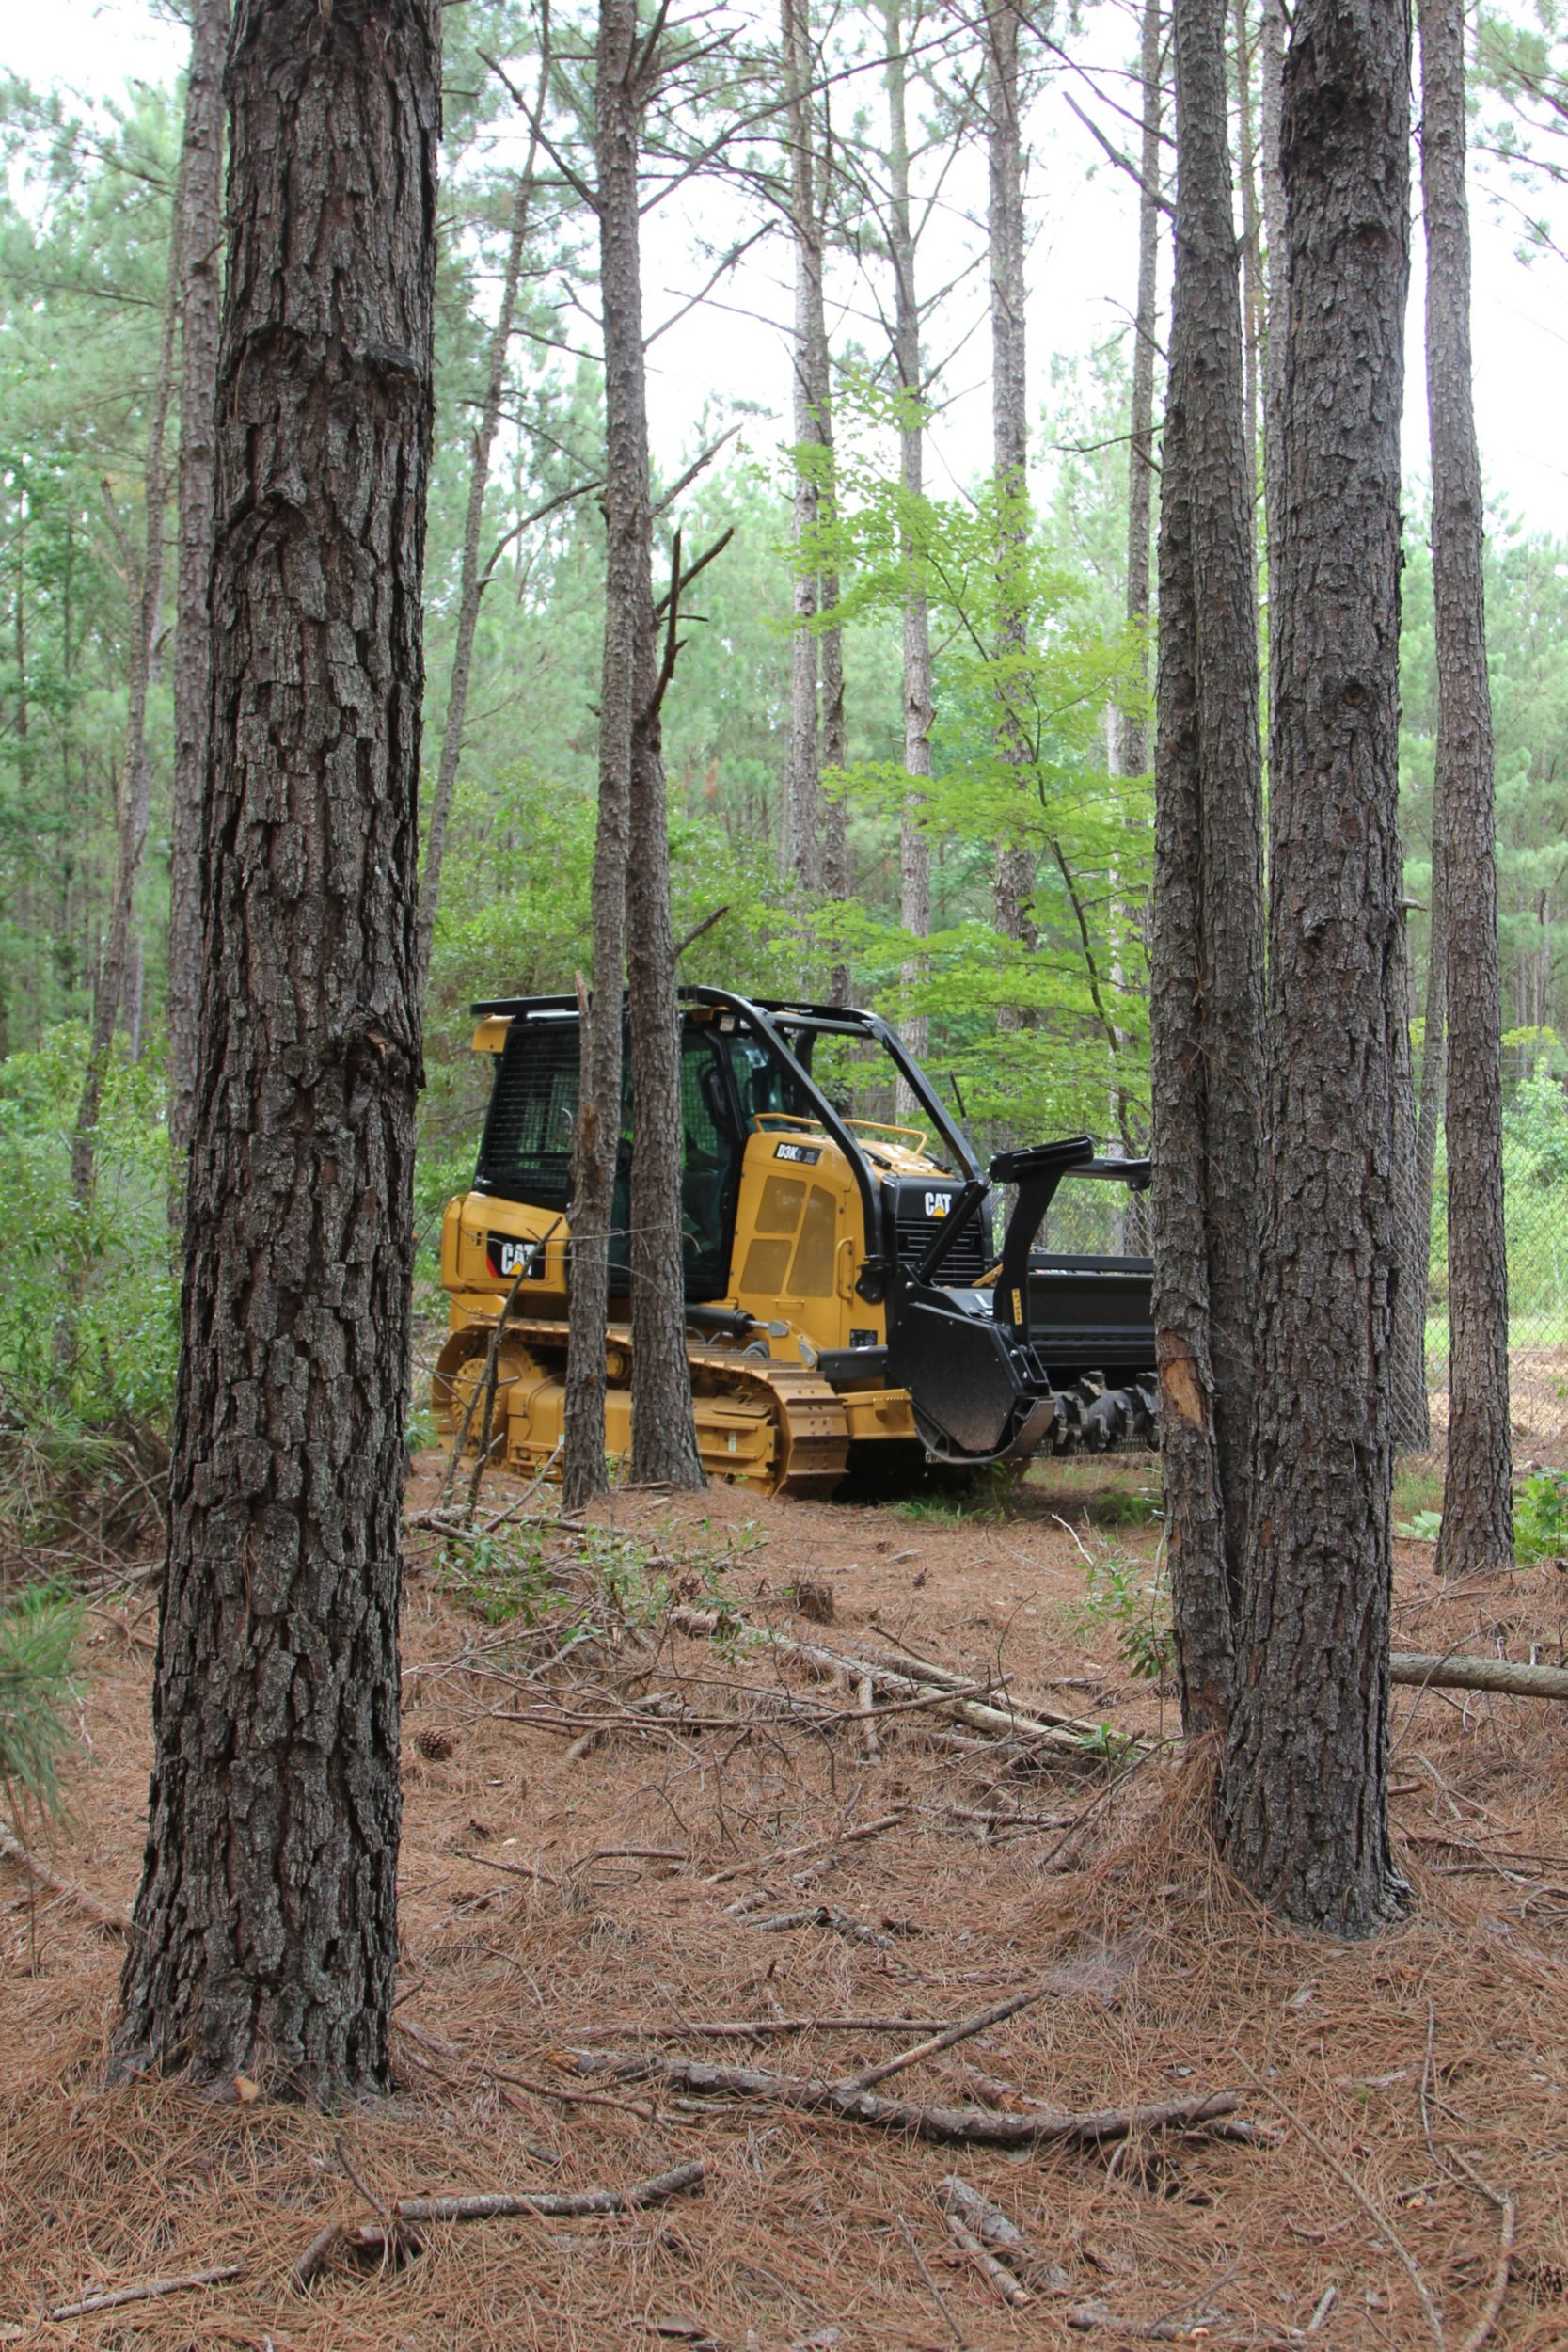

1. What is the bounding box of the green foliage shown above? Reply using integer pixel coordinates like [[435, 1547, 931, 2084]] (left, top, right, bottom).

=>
[[419, 775, 810, 1241], [1072, 1545, 1175, 1684], [0, 1026, 177, 1436], [1514, 1467, 1568, 1563], [793, 371, 1151, 1143], [0, 1582, 82, 1823]]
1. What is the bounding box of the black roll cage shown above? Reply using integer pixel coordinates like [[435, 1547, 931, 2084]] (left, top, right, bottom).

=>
[[469, 982, 980, 1306]]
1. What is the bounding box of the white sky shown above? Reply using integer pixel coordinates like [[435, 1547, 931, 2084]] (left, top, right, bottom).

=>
[[8, 0, 1568, 537]]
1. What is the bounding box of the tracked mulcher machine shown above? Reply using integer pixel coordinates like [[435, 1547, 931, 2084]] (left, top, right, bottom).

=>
[[435, 987, 1158, 1498]]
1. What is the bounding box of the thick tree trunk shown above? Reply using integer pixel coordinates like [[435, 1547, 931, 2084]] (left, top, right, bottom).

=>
[[1422, 0, 1513, 1576], [885, 3, 931, 1080], [1151, 0, 1265, 1741], [986, 0, 1037, 981], [782, 0, 822, 891], [564, 0, 641, 1512], [71, 197, 182, 1203], [112, 0, 436, 2097], [166, 0, 229, 1184], [416, 76, 545, 996], [1218, 0, 1411, 1935]]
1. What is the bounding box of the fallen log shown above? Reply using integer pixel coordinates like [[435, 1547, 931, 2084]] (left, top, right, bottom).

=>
[[571, 2050, 1240, 2152], [670, 1608, 1151, 1757], [1390, 1651, 1568, 1703]]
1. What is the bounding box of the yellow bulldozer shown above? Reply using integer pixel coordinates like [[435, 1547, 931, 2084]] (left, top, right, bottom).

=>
[[435, 986, 1158, 1498]]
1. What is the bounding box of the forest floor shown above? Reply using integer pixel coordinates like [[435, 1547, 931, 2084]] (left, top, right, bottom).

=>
[[2, 1456, 1567, 2350]]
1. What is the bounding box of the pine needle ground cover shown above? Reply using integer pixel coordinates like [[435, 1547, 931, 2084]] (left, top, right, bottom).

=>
[[2, 1468, 1565, 2350]]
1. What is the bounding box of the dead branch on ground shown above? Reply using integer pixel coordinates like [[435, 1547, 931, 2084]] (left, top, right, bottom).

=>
[[670, 1606, 1153, 1756], [293, 2159, 705, 2289], [0, 2265, 243, 2339], [570, 2047, 1242, 2151]]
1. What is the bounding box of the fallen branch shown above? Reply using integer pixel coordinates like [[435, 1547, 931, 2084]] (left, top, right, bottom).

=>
[[1391, 1651, 1568, 1704], [701, 1805, 907, 1885], [748, 1902, 906, 1952], [940, 2207, 1031, 2307], [671, 1607, 1148, 1756], [572, 2013, 947, 2039], [946, 1804, 1078, 1835], [843, 1985, 1055, 2093], [293, 2160, 705, 2286], [574, 2049, 1240, 2151], [936, 2176, 1069, 2292], [0, 1819, 131, 1936], [0, 2265, 243, 2337], [1066, 2301, 1222, 2341]]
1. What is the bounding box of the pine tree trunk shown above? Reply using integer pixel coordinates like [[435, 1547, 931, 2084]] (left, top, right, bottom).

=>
[[1258, 0, 1287, 573], [72, 193, 182, 1203], [416, 82, 546, 996], [1422, 0, 1513, 1576], [166, 0, 229, 1184], [564, 0, 641, 1512], [885, 1, 931, 1078], [1232, 0, 1262, 501], [782, 0, 822, 891], [629, 602, 704, 1487], [1389, 893, 1433, 1449], [1409, 819, 1447, 1428], [112, 0, 436, 2097], [1152, 0, 1265, 1741], [1219, 0, 1411, 1934], [986, 0, 1036, 981], [1120, 0, 1163, 787], [821, 560, 851, 1000]]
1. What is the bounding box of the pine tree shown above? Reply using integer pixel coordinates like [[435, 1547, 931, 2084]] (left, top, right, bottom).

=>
[[113, 0, 437, 2097]]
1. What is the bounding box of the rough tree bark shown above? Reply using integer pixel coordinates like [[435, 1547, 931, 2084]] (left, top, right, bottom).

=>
[[71, 188, 182, 1203], [1258, 0, 1287, 571], [1231, 0, 1262, 501], [628, 567, 705, 1488], [416, 52, 547, 996], [986, 0, 1037, 989], [1421, 0, 1513, 1575], [782, 0, 823, 891], [1407, 820, 1447, 1435], [1151, 0, 1265, 1741], [1218, 0, 1411, 1933], [1388, 896, 1432, 1449], [112, 0, 436, 2096], [166, 0, 230, 1182], [564, 0, 641, 1512], [885, 0, 931, 1079], [565, 0, 703, 1501]]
